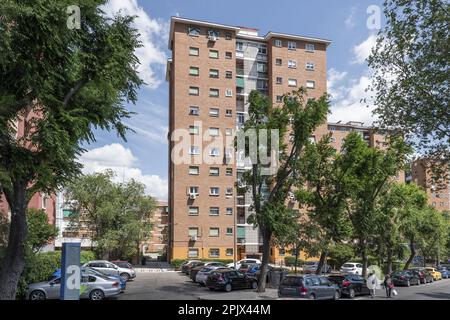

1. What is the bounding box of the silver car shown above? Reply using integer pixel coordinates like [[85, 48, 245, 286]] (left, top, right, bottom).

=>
[[27, 274, 121, 300], [83, 260, 136, 281], [196, 266, 230, 285]]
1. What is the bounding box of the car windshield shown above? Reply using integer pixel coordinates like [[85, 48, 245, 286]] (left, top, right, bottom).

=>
[[304, 262, 317, 266], [328, 276, 345, 283], [343, 264, 355, 268]]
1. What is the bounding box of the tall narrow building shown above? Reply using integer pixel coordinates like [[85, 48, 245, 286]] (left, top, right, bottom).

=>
[[166, 17, 331, 262]]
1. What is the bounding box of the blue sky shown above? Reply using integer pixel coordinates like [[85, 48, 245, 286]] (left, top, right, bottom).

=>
[[79, 0, 386, 200]]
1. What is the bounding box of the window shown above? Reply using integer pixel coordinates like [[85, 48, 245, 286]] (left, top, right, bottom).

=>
[[306, 62, 314, 70], [225, 187, 233, 196], [279, 249, 285, 256], [189, 47, 199, 56], [209, 50, 219, 59], [209, 88, 219, 97], [188, 228, 199, 237], [208, 29, 219, 39], [258, 43, 267, 54], [276, 77, 282, 84], [306, 80, 316, 89], [287, 41, 296, 50], [257, 62, 267, 72], [288, 79, 297, 87], [275, 58, 282, 66], [257, 79, 268, 90], [209, 167, 220, 176], [188, 207, 199, 216], [188, 186, 199, 195], [226, 207, 233, 215], [306, 43, 315, 52], [237, 112, 245, 125], [210, 187, 220, 196], [41, 194, 48, 209], [226, 248, 233, 256], [225, 51, 232, 59], [209, 69, 219, 78], [189, 126, 199, 135], [189, 66, 199, 76], [288, 60, 297, 68], [188, 26, 200, 36], [225, 128, 233, 136], [225, 109, 232, 117], [189, 106, 199, 116], [209, 248, 220, 257], [209, 228, 219, 237], [225, 89, 233, 97], [226, 168, 233, 176], [189, 86, 199, 95], [225, 71, 232, 79], [189, 166, 199, 175], [189, 146, 200, 155], [276, 95, 283, 103], [225, 32, 232, 40], [209, 207, 219, 216], [209, 108, 219, 117], [210, 148, 220, 157], [274, 39, 282, 47], [188, 248, 199, 258], [209, 127, 219, 136], [226, 228, 233, 235], [236, 42, 244, 51]]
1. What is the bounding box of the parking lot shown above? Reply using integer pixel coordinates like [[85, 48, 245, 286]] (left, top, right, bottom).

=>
[[115, 271, 450, 300]]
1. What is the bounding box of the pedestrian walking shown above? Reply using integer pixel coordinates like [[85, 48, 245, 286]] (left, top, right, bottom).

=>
[[367, 272, 378, 298], [383, 274, 394, 298]]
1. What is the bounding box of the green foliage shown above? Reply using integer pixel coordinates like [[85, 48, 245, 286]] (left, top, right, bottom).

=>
[[66, 171, 156, 260], [327, 243, 355, 270], [368, 0, 450, 163], [26, 209, 58, 253], [80, 250, 96, 264], [284, 256, 305, 267], [171, 259, 234, 270]]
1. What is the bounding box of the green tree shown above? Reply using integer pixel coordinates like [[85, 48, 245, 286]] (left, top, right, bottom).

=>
[[342, 132, 410, 277], [368, 0, 450, 165], [66, 171, 156, 260], [0, 0, 143, 298], [296, 134, 353, 274], [26, 209, 58, 253], [237, 88, 329, 292]]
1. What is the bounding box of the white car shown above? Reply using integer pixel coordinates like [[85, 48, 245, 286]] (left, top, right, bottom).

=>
[[83, 260, 136, 281], [340, 262, 363, 275], [195, 266, 229, 285], [227, 259, 261, 270]]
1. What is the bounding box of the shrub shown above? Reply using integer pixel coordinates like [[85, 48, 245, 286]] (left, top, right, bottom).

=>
[[284, 256, 305, 267], [80, 250, 96, 264]]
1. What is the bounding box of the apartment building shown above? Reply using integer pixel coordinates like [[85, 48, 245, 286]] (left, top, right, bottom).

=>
[[166, 17, 331, 262], [142, 201, 169, 259], [411, 159, 450, 212]]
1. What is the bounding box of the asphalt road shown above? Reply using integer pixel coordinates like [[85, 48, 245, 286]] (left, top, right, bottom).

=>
[[116, 271, 450, 300]]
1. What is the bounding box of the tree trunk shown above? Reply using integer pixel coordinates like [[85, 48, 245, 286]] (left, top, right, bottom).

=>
[[403, 238, 415, 270], [257, 229, 271, 293], [294, 245, 299, 274], [386, 248, 393, 274], [0, 184, 28, 300], [315, 249, 328, 275], [360, 238, 368, 278]]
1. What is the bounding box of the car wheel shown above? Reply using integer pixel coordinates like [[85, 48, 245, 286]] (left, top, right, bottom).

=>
[[225, 284, 232, 292], [308, 293, 316, 300], [29, 290, 46, 300], [251, 281, 258, 290], [348, 288, 355, 299], [333, 291, 340, 300], [120, 273, 130, 282], [89, 289, 105, 301]]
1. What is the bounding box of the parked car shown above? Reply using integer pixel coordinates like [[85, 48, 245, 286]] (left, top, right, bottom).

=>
[[302, 261, 331, 274], [410, 268, 434, 283], [437, 266, 450, 279], [391, 270, 420, 287], [340, 262, 363, 275], [327, 274, 370, 298], [52, 267, 126, 291], [190, 262, 227, 282], [27, 274, 121, 300], [196, 267, 230, 285], [111, 260, 133, 269], [278, 275, 340, 300], [206, 270, 258, 292], [83, 260, 136, 281], [226, 259, 261, 270], [425, 267, 442, 281], [181, 260, 203, 275]]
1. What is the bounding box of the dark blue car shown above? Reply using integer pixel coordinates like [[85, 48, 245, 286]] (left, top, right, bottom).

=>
[[52, 268, 126, 291], [437, 266, 450, 279]]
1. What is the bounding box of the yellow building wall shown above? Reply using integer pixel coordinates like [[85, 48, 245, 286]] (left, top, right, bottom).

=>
[[171, 246, 234, 261]]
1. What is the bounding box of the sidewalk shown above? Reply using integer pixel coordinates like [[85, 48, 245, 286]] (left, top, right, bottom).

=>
[[197, 288, 278, 300], [134, 261, 175, 273]]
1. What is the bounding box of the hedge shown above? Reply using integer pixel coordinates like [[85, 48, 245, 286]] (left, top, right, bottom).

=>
[[171, 259, 234, 270]]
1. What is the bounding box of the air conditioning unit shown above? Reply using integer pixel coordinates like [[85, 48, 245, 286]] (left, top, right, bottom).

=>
[[208, 35, 218, 41], [190, 235, 198, 241], [189, 193, 197, 200]]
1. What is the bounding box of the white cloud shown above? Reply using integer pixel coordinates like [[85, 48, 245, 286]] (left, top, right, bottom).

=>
[[328, 68, 348, 101], [78, 143, 168, 200], [351, 34, 377, 64], [345, 7, 357, 28], [101, 0, 168, 89]]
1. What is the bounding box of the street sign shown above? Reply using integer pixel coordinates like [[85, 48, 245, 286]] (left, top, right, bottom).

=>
[[60, 242, 81, 300]]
